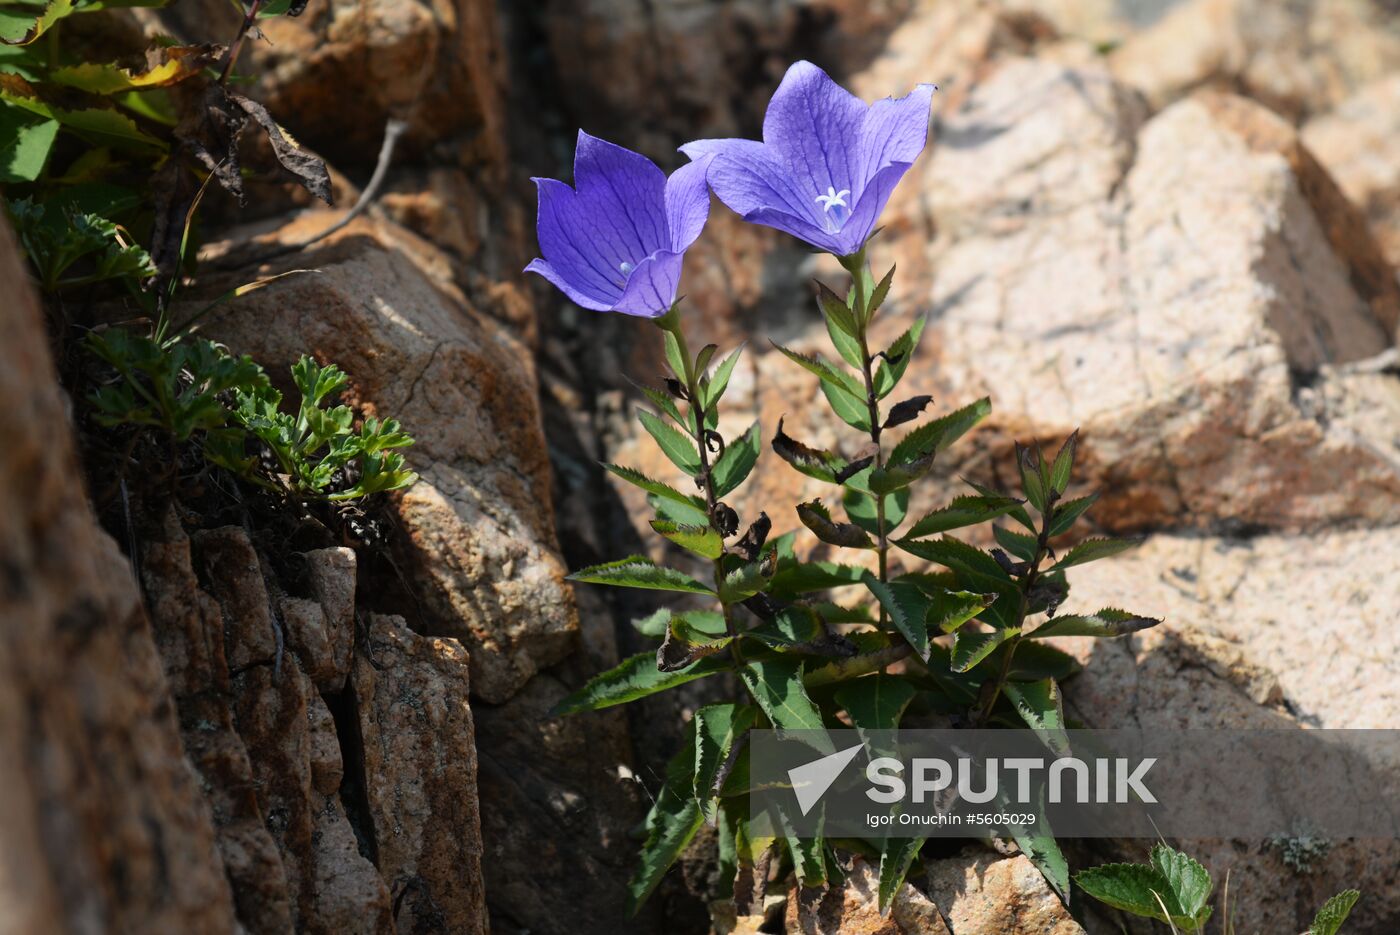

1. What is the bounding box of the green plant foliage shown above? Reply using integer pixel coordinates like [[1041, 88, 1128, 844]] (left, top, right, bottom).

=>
[[1309, 890, 1360, 935], [1075, 845, 1213, 931], [84, 333, 419, 503], [9, 198, 154, 291], [557, 208, 1162, 918], [228, 356, 418, 501], [86, 330, 257, 441], [552, 652, 729, 716]]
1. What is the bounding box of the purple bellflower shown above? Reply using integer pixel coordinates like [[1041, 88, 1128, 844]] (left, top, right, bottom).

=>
[[526, 131, 713, 319], [680, 61, 934, 257]]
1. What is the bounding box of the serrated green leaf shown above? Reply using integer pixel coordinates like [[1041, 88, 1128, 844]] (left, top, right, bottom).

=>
[[873, 315, 924, 399], [740, 657, 833, 753], [785, 818, 828, 886], [1029, 608, 1159, 639], [694, 343, 718, 378], [866, 264, 895, 316], [567, 556, 713, 594], [773, 341, 865, 400], [626, 721, 705, 915], [766, 560, 867, 597], [701, 345, 744, 408], [649, 519, 723, 559], [638, 409, 700, 476], [1074, 846, 1214, 931], [1048, 430, 1078, 495], [888, 396, 991, 467], [1014, 831, 1070, 901], [711, 421, 760, 497], [799, 500, 874, 549], [862, 574, 931, 659], [1075, 864, 1178, 923], [0, 74, 166, 151], [606, 464, 705, 511], [821, 377, 874, 432], [1310, 889, 1360, 935], [903, 495, 1025, 540], [967, 478, 1036, 531], [925, 587, 999, 634], [650, 492, 711, 527], [1017, 443, 1048, 513], [1054, 537, 1142, 570], [877, 836, 922, 915], [835, 674, 917, 732], [1048, 492, 1099, 537], [632, 378, 686, 425], [552, 651, 727, 715], [694, 702, 757, 804], [992, 524, 1039, 561], [661, 327, 687, 381], [1002, 679, 1070, 755], [951, 627, 1016, 672], [818, 279, 860, 338], [1150, 845, 1212, 924], [0, 105, 55, 181], [895, 535, 1019, 629], [719, 559, 770, 603]]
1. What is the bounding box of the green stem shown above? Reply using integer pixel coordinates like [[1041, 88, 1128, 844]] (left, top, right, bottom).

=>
[[655, 308, 744, 666], [844, 249, 891, 630]]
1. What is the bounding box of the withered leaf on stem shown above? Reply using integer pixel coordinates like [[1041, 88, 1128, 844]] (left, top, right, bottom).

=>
[[884, 394, 933, 429], [231, 94, 332, 204], [797, 500, 873, 549], [734, 512, 771, 562], [655, 623, 730, 672], [711, 502, 739, 537]]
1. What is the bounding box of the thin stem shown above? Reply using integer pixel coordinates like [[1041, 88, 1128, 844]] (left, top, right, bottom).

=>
[[219, 0, 264, 85], [846, 249, 891, 629], [657, 311, 744, 666]]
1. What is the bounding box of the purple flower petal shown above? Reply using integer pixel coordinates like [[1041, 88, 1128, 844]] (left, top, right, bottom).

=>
[[664, 153, 713, 252], [857, 83, 936, 187], [680, 61, 933, 256], [573, 130, 669, 259], [760, 61, 867, 202], [528, 132, 710, 316], [680, 138, 821, 227], [613, 250, 685, 318], [524, 257, 615, 311], [737, 207, 846, 254], [531, 176, 625, 304]]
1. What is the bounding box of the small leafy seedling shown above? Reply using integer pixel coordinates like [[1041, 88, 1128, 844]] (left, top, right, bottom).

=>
[[230, 357, 418, 501]]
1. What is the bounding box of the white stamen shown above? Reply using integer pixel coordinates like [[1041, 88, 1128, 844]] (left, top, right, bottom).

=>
[[619, 261, 635, 276], [814, 186, 851, 212]]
